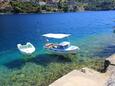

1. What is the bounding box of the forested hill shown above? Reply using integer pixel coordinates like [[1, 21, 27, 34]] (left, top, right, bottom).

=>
[[0, 0, 115, 13]]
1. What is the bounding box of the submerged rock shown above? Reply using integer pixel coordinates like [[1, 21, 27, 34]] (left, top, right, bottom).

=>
[[20, 73, 25, 78]]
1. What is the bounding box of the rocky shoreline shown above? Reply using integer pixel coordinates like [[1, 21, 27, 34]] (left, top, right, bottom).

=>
[[49, 54, 115, 86], [105, 54, 115, 86], [1, 0, 115, 14]]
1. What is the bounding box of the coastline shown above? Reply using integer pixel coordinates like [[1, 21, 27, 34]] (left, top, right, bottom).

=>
[[49, 54, 115, 86], [0, 10, 115, 15]]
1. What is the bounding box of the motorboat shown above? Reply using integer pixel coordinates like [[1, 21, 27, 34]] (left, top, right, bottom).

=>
[[42, 33, 80, 55], [17, 42, 35, 55]]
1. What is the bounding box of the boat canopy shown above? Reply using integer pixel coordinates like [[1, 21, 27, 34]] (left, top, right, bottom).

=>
[[42, 33, 71, 39]]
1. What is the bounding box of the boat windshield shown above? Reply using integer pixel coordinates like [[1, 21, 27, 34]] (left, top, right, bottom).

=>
[[59, 42, 70, 46], [56, 42, 70, 49]]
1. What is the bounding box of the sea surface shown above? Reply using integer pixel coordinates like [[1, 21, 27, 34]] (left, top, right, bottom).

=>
[[0, 11, 115, 65]]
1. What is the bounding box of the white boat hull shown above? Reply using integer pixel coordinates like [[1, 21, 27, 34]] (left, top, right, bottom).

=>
[[17, 42, 35, 55], [45, 46, 79, 55]]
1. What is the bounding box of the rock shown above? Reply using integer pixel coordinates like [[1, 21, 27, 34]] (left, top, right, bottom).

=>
[[81, 68, 86, 73], [104, 54, 115, 86], [100, 60, 111, 73], [49, 68, 108, 86], [49, 54, 115, 86], [105, 65, 115, 86], [20, 73, 25, 78], [106, 54, 115, 65], [99, 55, 115, 73]]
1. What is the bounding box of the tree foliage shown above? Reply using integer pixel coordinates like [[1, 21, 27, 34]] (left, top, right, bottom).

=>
[[0, 0, 115, 13]]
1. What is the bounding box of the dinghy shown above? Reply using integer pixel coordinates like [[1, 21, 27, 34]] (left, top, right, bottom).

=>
[[42, 33, 80, 55], [17, 42, 35, 55]]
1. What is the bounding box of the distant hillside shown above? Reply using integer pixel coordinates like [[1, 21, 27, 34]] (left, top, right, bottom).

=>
[[0, 0, 115, 13]]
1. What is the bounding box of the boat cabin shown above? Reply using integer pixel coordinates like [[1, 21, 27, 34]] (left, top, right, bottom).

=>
[[57, 42, 70, 49]]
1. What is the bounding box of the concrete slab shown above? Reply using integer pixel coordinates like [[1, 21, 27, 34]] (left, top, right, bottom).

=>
[[49, 68, 109, 86]]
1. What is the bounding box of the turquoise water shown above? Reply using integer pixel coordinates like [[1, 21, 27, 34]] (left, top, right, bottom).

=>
[[0, 11, 115, 65], [1, 11, 115, 85]]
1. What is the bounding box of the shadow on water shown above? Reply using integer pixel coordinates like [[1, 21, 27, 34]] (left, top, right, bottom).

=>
[[4, 54, 72, 69], [93, 44, 115, 58]]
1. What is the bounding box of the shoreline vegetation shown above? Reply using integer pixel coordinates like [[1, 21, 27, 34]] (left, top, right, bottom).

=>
[[0, 0, 115, 14]]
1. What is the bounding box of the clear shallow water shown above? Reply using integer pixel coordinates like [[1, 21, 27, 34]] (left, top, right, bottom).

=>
[[1, 11, 115, 85], [0, 11, 115, 65]]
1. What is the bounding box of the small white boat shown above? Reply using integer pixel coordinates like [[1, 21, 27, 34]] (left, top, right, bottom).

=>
[[17, 42, 35, 55], [42, 33, 80, 55]]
